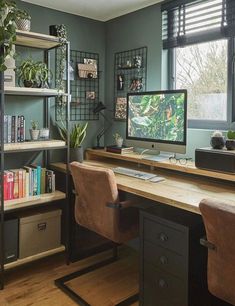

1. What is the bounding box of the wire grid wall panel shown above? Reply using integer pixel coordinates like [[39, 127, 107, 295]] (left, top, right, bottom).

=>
[[55, 49, 100, 121], [70, 50, 99, 121], [114, 47, 147, 121]]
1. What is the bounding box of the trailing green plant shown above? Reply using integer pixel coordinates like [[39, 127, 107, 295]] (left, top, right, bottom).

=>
[[17, 58, 52, 88], [31, 120, 39, 130], [54, 24, 67, 92], [227, 130, 235, 140], [57, 122, 88, 148], [0, 0, 30, 71]]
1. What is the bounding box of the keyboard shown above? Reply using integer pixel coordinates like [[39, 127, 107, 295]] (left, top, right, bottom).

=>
[[113, 167, 157, 180]]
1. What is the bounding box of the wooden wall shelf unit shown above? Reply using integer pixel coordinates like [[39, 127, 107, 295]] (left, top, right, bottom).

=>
[[4, 191, 66, 212], [0, 30, 70, 290], [5, 245, 65, 270], [86, 149, 235, 182], [15, 30, 60, 49], [5, 87, 61, 97], [4, 140, 66, 153]]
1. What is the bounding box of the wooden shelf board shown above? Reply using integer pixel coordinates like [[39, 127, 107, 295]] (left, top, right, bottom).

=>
[[4, 140, 66, 152], [4, 190, 66, 212], [15, 30, 61, 49], [86, 149, 235, 182], [4, 86, 62, 97], [5, 245, 65, 270]]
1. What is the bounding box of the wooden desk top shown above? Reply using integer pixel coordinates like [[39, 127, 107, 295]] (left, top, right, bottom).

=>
[[86, 149, 235, 182], [51, 159, 235, 215]]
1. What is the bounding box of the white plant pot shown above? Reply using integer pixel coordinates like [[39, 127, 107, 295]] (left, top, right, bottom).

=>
[[39, 128, 50, 139], [16, 19, 31, 32], [116, 138, 123, 147], [29, 129, 40, 141]]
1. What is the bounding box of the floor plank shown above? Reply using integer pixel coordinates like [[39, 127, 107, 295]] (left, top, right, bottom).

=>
[[0, 247, 139, 306]]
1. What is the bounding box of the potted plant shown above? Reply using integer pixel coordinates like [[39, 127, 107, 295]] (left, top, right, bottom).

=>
[[17, 58, 52, 88], [113, 133, 123, 147], [0, 0, 31, 71], [210, 130, 225, 149], [15, 9, 31, 32], [226, 130, 235, 150], [57, 122, 88, 163], [30, 120, 40, 140]]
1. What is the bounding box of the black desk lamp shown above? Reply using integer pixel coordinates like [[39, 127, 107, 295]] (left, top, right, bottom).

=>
[[93, 102, 112, 149]]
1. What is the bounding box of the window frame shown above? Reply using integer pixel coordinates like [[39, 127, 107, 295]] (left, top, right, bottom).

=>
[[168, 37, 235, 130]]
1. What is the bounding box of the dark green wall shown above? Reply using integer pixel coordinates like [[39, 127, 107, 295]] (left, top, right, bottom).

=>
[[11, 1, 214, 159], [104, 4, 162, 145], [11, 0, 106, 149]]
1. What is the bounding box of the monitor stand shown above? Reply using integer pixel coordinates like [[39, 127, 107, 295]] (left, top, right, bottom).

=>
[[141, 150, 173, 162]]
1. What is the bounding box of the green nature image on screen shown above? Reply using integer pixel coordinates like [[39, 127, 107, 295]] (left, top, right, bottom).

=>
[[128, 93, 185, 142]]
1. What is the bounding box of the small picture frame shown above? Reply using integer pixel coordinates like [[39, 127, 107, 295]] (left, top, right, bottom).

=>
[[86, 91, 96, 100], [115, 97, 127, 120], [129, 77, 143, 91], [117, 74, 124, 91], [84, 58, 97, 67]]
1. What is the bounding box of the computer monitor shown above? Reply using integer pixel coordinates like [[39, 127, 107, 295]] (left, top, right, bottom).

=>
[[126, 90, 187, 154]]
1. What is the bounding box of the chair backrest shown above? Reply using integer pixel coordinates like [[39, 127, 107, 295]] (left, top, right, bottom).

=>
[[70, 162, 120, 242], [199, 199, 235, 305]]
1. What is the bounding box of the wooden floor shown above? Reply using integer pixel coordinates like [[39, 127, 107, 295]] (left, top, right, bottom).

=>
[[0, 247, 139, 306]]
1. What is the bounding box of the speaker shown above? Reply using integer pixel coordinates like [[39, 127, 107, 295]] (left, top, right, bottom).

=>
[[0, 219, 19, 263], [195, 148, 235, 173]]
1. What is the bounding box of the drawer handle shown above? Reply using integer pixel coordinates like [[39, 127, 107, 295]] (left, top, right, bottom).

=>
[[158, 279, 168, 289], [38, 222, 47, 231], [159, 233, 168, 242], [159, 255, 168, 265]]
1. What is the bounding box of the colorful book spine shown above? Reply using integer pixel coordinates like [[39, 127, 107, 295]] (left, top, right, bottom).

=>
[[11, 170, 19, 199], [3, 115, 8, 144], [40, 168, 46, 194], [7, 115, 11, 143], [11, 115, 15, 143], [7, 171, 14, 200], [3, 172, 8, 200], [25, 172, 29, 197], [18, 169, 23, 198]]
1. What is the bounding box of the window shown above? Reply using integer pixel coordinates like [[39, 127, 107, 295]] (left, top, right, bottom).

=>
[[162, 0, 235, 129], [174, 39, 228, 122]]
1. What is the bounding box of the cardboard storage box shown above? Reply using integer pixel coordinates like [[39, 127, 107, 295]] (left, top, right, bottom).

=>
[[19, 209, 62, 259]]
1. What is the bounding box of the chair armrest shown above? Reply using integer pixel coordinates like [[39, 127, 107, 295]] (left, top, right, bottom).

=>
[[200, 236, 216, 250], [106, 200, 137, 210]]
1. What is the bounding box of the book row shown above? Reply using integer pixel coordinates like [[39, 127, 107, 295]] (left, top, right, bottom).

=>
[[3, 166, 55, 201], [4, 115, 26, 143]]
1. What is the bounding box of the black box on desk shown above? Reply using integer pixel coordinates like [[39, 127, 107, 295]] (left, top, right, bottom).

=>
[[0, 219, 19, 263], [195, 147, 235, 173]]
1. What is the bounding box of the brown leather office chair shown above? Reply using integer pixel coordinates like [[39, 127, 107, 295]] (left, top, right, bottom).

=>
[[55, 162, 139, 306], [199, 199, 235, 306]]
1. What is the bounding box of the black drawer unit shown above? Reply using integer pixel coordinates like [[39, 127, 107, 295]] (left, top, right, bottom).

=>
[[140, 204, 210, 306]]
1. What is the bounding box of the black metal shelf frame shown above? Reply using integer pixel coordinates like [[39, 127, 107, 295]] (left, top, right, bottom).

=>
[[0, 38, 70, 290], [114, 47, 147, 121]]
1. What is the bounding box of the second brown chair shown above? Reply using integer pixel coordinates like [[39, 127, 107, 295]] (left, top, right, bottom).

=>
[[55, 162, 139, 306]]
